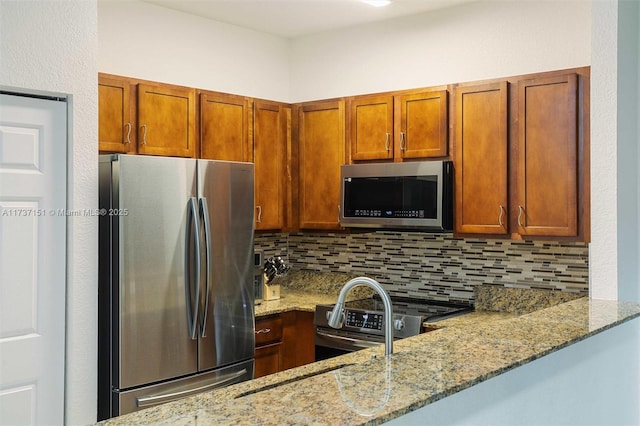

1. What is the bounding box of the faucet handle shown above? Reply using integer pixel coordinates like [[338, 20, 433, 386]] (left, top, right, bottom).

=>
[[327, 309, 345, 328]]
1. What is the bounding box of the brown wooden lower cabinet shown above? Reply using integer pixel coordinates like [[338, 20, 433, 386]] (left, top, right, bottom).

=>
[[254, 310, 315, 378], [254, 343, 282, 378]]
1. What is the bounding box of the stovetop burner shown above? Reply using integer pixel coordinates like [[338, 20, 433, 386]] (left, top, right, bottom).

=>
[[314, 294, 474, 342], [343, 295, 473, 322]]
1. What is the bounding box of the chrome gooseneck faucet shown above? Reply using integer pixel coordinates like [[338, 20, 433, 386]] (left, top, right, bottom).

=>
[[327, 277, 394, 356]]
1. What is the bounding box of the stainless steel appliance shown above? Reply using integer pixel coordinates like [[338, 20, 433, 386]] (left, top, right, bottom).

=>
[[339, 161, 453, 230], [254, 252, 264, 303], [314, 296, 472, 360], [98, 155, 255, 420]]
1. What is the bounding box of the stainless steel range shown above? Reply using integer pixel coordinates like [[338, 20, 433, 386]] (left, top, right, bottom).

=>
[[314, 296, 473, 360]]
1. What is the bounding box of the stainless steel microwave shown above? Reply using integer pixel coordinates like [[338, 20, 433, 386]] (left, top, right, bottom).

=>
[[339, 161, 453, 231]]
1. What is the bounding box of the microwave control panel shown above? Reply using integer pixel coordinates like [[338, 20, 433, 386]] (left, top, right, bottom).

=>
[[351, 209, 425, 218]]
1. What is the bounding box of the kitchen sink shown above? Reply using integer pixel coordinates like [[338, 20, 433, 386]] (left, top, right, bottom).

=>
[[234, 363, 354, 398]]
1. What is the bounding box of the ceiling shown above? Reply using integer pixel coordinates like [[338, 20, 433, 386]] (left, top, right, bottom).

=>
[[141, 0, 475, 38]]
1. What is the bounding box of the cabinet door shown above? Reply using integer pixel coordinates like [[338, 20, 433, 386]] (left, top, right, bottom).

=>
[[254, 101, 286, 230], [282, 311, 315, 369], [137, 84, 196, 158], [516, 74, 578, 237], [98, 76, 135, 153], [349, 96, 393, 161], [455, 82, 508, 234], [396, 90, 448, 159], [254, 344, 281, 378], [298, 101, 345, 230], [200, 92, 250, 162]]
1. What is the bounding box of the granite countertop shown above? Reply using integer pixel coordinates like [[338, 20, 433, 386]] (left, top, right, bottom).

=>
[[255, 290, 345, 317], [96, 292, 640, 426], [255, 270, 374, 317]]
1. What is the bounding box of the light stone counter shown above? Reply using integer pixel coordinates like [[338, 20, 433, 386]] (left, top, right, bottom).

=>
[[254, 270, 374, 317], [95, 297, 640, 426], [255, 290, 347, 317]]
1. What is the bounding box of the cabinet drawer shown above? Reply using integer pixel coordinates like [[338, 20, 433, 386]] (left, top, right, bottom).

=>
[[255, 316, 283, 346]]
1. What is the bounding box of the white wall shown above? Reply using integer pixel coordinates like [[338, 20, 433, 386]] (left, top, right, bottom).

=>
[[98, 1, 291, 101], [98, 1, 591, 103], [591, 1, 620, 300], [617, 0, 639, 303], [289, 0, 590, 101], [590, 0, 640, 303], [0, 1, 98, 425]]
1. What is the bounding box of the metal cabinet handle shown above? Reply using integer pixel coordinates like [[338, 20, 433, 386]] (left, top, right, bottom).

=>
[[337, 205, 341, 223], [517, 205, 525, 227], [255, 328, 271, 334], [400, 132, 406, 151], [256, 205, 262, 224], [124, 122, 132, 144], [498, 205, 505, 227], [385, 133, 391, 151], [140, 124, 147, 145]]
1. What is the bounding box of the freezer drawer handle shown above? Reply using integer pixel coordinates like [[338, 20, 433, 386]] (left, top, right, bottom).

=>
[[136, 369, 248, 408]]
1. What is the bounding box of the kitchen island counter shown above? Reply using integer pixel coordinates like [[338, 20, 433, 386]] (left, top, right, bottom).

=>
[[96, 297, 640, 425]]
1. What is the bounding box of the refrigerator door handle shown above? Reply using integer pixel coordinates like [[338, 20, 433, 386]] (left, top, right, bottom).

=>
[[135, 368, 248, 408], [185, 197, 201, 340], [198, 197, 211, 338]]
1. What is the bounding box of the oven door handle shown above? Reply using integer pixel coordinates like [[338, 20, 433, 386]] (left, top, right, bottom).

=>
[[316, 330, 382, 349]]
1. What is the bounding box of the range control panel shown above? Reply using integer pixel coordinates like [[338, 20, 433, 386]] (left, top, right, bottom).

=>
[[345, 310, 384, 331]]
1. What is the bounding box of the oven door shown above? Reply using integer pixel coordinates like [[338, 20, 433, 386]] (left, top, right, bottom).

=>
[[315, 326, 382, 360]]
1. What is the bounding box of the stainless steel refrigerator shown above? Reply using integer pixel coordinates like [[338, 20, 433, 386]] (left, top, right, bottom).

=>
[[98, 154, 255, 420]]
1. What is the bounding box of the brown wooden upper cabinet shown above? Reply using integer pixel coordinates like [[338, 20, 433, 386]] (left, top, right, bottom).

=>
[[349, 90, 448, 162], [137, 83, 196, 158], [98, 75, 136, 153], [298, 100, 345, 230], [454, 82, 508, 235], [200, 92, 251, 162], [349, 96, 394, 160], [254, 101, 288, 230], [516, 74, 579, 237], [454, 70, 587, 240], [395, 91, 448, 159]]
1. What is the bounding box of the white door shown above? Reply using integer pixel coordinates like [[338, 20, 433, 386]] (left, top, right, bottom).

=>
[[0, 93, 67, 425]]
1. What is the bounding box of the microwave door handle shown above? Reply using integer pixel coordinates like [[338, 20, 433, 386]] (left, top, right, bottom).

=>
[[199, 197, 211, 338]]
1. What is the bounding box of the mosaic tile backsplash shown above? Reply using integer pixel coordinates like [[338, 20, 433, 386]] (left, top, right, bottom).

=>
[[255, 231, 589, 304]]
